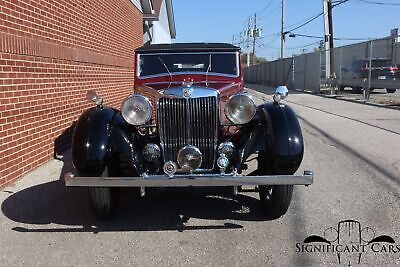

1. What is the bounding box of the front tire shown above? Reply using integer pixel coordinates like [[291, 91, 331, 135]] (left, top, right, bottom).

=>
[[259, 185, 293, 219], [386, 88, 396, 93], [88, 187, 118, 220], [88, 167, 118, 220]]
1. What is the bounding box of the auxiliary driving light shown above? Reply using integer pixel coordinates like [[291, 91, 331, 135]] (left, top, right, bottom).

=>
[[218, 141, 235, 158], [217, 155, 229, 169], [177, 145, 202, 171], [142, 143, 161, 162]]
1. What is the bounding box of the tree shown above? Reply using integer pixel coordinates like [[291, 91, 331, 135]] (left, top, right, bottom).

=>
[[241, 53, 268, 66]]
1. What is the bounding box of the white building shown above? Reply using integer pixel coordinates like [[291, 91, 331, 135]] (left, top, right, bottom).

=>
[[140, 0, 176, 44]]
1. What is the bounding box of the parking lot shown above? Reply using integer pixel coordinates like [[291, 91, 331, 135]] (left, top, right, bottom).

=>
[[0, 84, 399, 266]]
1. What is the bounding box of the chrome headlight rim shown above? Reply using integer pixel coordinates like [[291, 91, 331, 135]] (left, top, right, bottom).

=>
[[224, 93, 257, 125], [121, 94, 153, 126]]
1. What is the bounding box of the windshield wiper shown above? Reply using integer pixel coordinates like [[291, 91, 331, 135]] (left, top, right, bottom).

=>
[[205, 54, 211, 87], [158, 56, 172, 89]]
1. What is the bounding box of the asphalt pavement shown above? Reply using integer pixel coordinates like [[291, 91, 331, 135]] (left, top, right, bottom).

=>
[[0, 84, 399, 266]]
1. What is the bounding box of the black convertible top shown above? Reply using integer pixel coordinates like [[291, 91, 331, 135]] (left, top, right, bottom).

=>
[[135, 43, 240, 53]]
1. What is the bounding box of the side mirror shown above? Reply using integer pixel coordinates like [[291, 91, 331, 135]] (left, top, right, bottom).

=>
[[86, 90, 103, 107], [273, 86, 288, 103]]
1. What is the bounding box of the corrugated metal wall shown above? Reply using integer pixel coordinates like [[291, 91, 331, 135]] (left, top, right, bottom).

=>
[[244, 36, 400, 92], [243, 52, 321, 92]]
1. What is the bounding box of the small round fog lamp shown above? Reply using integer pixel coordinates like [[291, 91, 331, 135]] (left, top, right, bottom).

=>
[[218, 141, 235, 158], [217, 155, 229, 169], [143, 143, 161, 162]]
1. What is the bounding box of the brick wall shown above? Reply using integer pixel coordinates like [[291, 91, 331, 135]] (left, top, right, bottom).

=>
[[0, 0, 143, 187]]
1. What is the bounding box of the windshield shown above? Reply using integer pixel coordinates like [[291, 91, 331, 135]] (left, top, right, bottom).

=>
[[371, 60, 393, 68], [137, 52, 239, 78]]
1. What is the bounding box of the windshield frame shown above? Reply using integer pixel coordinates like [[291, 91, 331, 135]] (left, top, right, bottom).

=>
[[136, 52, 240, 79]]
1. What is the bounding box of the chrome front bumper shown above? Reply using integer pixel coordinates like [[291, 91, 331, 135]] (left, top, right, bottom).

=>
[[64, 171, 313, 187]]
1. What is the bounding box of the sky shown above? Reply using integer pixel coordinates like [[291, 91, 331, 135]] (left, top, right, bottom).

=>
[[172, 0, 400, 60]]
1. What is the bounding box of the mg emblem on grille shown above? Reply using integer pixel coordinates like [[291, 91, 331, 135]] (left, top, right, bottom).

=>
[[183, 88, 193, 98]]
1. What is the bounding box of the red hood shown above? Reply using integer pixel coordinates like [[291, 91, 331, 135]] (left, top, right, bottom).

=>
[[135, 74, 244, 99], [142, 81, 230, 90], [134, 75, 244, 125]]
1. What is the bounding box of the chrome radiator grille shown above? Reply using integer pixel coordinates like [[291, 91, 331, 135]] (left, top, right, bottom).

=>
[[157, 97, 218, 170]]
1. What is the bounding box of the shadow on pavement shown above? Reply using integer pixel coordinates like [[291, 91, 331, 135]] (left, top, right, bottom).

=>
[[1, 152, 271, 233]]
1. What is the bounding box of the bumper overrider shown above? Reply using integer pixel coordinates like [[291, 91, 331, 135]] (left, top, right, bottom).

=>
[[64, 171, 313, 187]]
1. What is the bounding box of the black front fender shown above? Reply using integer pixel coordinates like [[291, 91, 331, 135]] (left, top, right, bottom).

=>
[[72, 107, 116, 176], [241, 102, 304, 174], [108, 113, 143, 177]]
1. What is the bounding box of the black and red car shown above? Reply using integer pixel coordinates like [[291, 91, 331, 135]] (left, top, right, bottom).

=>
[[341, 58, 399, 93], [65, 43, 313, 219]]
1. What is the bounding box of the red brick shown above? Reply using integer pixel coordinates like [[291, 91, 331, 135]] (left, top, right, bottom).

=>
[[0, 0, 143, 188]]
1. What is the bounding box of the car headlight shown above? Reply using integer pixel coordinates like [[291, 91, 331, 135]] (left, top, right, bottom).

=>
[[224, 93, 256, 124], [121, 94, 152, 126]]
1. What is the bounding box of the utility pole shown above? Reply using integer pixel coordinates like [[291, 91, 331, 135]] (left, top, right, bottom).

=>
[[280, 0, 285, 59], [246, 16, 251, 67], [232, 34, 235, 45], [244, 14, 262, 66], [327, 0, 335, 79], [252, 13, 257, 65], [323, 0, 330, 79]]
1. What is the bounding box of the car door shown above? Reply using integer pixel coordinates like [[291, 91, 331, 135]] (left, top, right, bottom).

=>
[[351, 60, 366, 80]]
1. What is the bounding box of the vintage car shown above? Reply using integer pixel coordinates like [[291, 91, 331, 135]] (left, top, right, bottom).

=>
[[65, 43, 313, 219]]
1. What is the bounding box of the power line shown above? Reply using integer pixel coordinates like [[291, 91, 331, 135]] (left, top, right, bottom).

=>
[[258, 33, 281, 40], [249, 0, 350, 58], [285, 12, 323, 33], [286, 41, 321, 50], [257, 35, 281, 52], [258, 0, 275, 15], [288, 32, 385, 41], [258, 2, 282, 20], [289, 33, 323, 39], [332, 0, 350, 7], [283, 0, 348, 34], [285, 12, 324, 29], [258, 40, 320, 51], [353, 0, 400, 5]]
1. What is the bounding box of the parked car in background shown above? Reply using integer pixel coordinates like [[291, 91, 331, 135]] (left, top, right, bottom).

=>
[[397, 63, 400, 79], [340, 58, 399, 93], [65, 43, 313, 220]]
